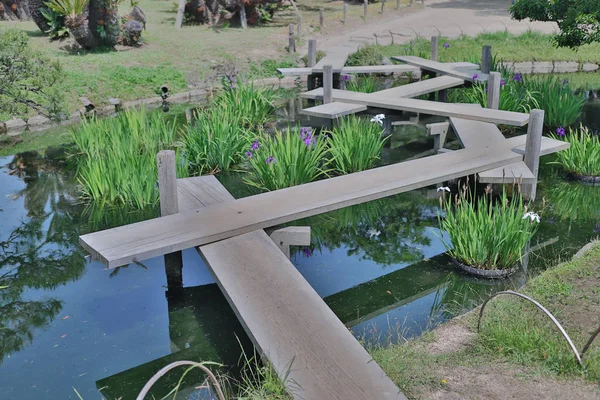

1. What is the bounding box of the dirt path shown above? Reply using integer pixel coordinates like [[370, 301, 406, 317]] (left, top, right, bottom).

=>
[[308, 0, 557, 58]]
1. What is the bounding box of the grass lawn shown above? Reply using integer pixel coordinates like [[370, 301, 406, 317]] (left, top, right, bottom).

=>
[[371, 242, 600, 399], [378, 31, 600, 64]]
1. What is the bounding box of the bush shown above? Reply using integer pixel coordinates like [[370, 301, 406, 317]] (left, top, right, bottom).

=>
[[0, 29, 65, 120], [551, 125, 600, 177], [183, 106, 251, 176], [215, 78, 275, 128], [438, 182, 540, 270], [73, 109, 186, 209], [346, 76, 380, 93], [346, 45, 385, 66], [325, 116, 388, 174], [244, 127, 329, 191]]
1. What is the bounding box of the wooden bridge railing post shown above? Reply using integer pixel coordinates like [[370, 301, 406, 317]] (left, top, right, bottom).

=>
[[319, 8, 324, 30], [297, 14, 302, 38], [487, 71, 501, 109], [481, 45, 492, 74], [380, 0, 385, 13], [157, 150, 183, 292], [343, 3, 348, 24], [523, 109, 545, 201], [397, 0, 401, 10], [288, 24, 296, 53], [307, 39, 318, 90], [323, 64, 333, 104], [364, 0, 368, 20], [430, 36, 439, 61]]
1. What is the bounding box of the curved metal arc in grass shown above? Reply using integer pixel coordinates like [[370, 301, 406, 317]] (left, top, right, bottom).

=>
[[477, 290, 582, 366]]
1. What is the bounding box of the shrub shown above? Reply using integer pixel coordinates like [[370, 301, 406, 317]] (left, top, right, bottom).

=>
[[551, 125, 600, 177], [73, 109, 186, 209], [527, 76, 586, 128], [346, 76, 380, 93], [0, 29, 65, 120], [325, 116, 388, 174], [244, 127, 329, 191], [438, 182, 540, 270], [215, 78, 275, 128], [183, 106, 250, 175], [346, 45, 385, 66]]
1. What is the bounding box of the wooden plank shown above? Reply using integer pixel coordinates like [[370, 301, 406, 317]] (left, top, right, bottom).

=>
[[301, 88, 529, 126], [277, 67, 313, 76], [177, 177, 405, 400], [478, 161, 536, 184], [277, 65, 419, 76], [392, 56, 488, 82], [80, 147, 522, 268], [505, 135, 570, 156], [300, 102, 367, 118], [312, 52, 349, 73], [375, 76, 464, 99], [450, 116, 506, 149], [445, 62, 480, 69]]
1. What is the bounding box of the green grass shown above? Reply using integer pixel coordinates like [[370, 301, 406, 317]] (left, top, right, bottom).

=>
[[215, 78, 276, 128], [0, 125, 73, 156], [346, 76, 381, 93], [183, 106, 251, 176], [551, 125, 600, 177], [438, 182, 540, 270], [378, 31, 600, 63], [244, 127, 329, 191], [325, 115, 388, 174], [72, 108, 186, 209]]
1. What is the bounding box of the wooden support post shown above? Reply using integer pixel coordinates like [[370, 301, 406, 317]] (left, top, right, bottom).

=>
[[323, 65, 333, 104], [397, 0, 401, 9], [487, 71, 501, 110], [319, 8, 324, 30], [288, 98, 296, 122], [381, 0, 385, 13], [289, 24, 296, 53], [269, 226, 311, 259], [343, 3, 348, 24], [426, 122, 449, 153], [239, 1, 247, 29], [157, 150, 183, 292], [364, 0, 368, 19], [438, 89, 448, 103], [522, 109, 545, 201], [175, 0, 186, 29], [481, 45, 492, 74], [307, 39, 317, 90], [430, 36, 439, 61], [297, 14, 302, 37]]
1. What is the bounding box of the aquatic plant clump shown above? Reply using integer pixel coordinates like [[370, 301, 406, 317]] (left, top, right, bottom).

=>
[[438, 182, 540, 271], [215, 78, 276, 128], [244, 127, 329, 191], [347, 76, 380, 93], [552, 125, 600, 178], [325, 115, 389, 175], [72, 109, 186, 209], [184, 107, 251, 175]]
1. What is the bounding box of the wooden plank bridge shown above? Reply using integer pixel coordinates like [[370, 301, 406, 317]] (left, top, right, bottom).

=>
[[81, 50, 570, 399]]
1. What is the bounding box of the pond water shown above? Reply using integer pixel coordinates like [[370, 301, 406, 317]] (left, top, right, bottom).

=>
[[1, 99, 599, 399]]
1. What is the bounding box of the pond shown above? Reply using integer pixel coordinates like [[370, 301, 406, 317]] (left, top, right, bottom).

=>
[[1, 98, 599, 399]]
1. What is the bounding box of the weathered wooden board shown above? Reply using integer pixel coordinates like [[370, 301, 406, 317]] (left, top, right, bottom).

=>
[[445, 62, 481, 69], [80, 147, 522, 268], [375, 76, 464, 99], [277, 65, 420, 76], [175, 176, 405, 399], [450, 116, 506, 149], [312, 52, 349, 73], [478, 161, 536, 184], [300, 102, 367, 118], [392, 56, 489, 82], [506, 135, 571, 156], [277, 67, 313, 76]]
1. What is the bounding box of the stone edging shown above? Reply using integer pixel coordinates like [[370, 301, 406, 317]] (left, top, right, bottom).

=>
[[501, 60, 599, 74], [0, 76, 305, 136]]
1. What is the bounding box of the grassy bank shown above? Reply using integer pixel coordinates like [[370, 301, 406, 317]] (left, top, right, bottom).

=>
[[371, 242, 600, 399]]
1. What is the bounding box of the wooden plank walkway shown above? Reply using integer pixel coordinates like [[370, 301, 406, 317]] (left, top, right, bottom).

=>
[[478, 161, 536, 184], [277, 65, 419, 76], [79, 146, 523, 268], [450, 116, 506, 149], [392, 56, 488, 82], [300, 88, 529, 126], [300, 102, 367, 119], [506, 135, 570, 156], [176, 175, 405, 400], [312, 52, 349, 73], [375, 76, 465, 98]]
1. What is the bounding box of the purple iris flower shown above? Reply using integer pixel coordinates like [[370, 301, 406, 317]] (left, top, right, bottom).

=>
[[556, 127, 566, 137], [251, 140, 261, 151], [443, 42, 450, 49], [246, 151, 253, 158], [563, 79, 569, 86], [341, 74, 351, 82], [302, 247, 313, 257], [512, 73, 522, 83], [500, 78, 506, 87], [266, 156, 276, 164], [472, 73, 479, 82]]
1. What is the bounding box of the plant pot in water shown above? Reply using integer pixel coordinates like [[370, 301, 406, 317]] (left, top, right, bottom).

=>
[[451, 258, 518, 279]]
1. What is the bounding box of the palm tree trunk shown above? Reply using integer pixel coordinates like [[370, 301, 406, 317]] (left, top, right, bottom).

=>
[[28, 0, 50, 32], [65, 15, 97, 49]]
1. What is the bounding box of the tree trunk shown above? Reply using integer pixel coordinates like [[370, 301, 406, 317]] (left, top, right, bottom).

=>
[[65, 14, 98, 49], [28, 0, 50, 32]]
